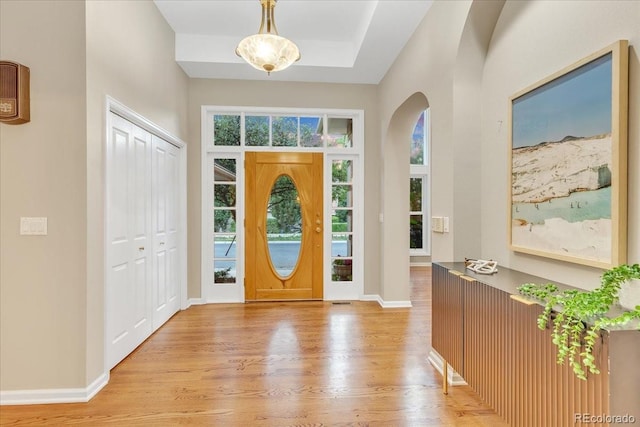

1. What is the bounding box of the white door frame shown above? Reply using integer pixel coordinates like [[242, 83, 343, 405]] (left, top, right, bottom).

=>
[[104, 96, 187, 371], [201, 106, 365, 303]]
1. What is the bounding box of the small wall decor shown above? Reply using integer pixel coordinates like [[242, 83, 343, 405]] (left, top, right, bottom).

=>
[[509, 40, 628, 268], [0, 60, 30, 124]]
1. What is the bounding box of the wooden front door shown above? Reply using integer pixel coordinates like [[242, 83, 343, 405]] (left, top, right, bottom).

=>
[[245, 152, 323, 301]]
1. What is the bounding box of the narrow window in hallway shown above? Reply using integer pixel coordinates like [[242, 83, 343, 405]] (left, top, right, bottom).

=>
[[410, 108, 430, 255]]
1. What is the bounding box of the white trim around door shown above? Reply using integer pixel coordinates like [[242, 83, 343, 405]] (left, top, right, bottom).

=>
[[201, 106, 365, 303]]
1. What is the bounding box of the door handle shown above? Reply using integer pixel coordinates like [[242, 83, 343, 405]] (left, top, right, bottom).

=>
[[138, 247, 145, 251]]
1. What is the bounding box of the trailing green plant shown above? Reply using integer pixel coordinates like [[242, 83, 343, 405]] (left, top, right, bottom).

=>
[[517, 283, 558, 301], [517, 263, 640, 380]]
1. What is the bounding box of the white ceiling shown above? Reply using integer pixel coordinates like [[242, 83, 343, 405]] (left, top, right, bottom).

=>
[[153, 0, 433, 84]]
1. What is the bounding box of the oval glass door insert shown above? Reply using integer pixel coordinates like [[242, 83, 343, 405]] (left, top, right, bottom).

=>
[[267, 174, 302, 278]]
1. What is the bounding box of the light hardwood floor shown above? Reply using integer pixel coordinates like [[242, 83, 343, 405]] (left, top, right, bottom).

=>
[[0, 267, 508, 426]]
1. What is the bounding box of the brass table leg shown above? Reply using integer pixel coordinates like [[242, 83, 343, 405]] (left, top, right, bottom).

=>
[[443, 360, 449, 395]]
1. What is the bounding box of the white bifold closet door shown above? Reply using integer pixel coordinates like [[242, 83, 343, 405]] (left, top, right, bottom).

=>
[[106, 112, 180, 370], [151, 134, 180, 329]]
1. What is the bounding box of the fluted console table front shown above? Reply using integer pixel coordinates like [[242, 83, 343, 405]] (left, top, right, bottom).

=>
[[431, 262, 639, 427]]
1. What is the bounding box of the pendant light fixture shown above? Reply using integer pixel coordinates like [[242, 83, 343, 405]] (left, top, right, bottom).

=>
[[235, 0, 301, 75]]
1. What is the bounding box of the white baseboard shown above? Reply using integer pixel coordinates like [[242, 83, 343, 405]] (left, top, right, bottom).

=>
[[427, 349, 467, 386], [186, 297, 205, 308], [361, 294, 412, 308], [0, 372, 109, 406], [410, 262, 432, 267], [360, 294, 381, 303], [379, 299, 412, 308], [190, 295, 412, 308]]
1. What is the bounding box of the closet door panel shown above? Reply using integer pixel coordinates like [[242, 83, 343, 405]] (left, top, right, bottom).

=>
[[107, 112, 182, 369], [152, 136, 180, 328], [106, 113, 153, 370], [166, 144, 180, 306]]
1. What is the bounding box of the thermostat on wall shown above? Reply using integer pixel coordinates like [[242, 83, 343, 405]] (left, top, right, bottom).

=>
[[0, 60, 30, 124]]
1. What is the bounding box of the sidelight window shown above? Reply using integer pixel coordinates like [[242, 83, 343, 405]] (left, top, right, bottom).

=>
[[213, 157, 237, 283], [331, 159, 354, 282]]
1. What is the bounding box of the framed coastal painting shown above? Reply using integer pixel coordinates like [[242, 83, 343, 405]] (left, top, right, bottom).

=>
[[509, 40, 628, 269]]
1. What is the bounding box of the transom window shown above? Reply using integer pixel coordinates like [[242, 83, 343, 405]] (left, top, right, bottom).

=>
[[211, 113, 353, 149]]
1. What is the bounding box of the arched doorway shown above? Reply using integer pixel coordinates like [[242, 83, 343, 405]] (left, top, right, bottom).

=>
[[380, 92, 429, 304]]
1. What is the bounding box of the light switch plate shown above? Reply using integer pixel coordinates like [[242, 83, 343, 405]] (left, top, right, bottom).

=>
[[20, 217, 47, 235], [432, 216, 444, 233]]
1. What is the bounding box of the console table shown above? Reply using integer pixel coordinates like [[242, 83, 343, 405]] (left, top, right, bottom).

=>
[[431, 262, 639, 427]]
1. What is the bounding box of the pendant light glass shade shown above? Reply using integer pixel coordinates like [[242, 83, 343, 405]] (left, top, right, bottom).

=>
[[235, 0, 300, 74]]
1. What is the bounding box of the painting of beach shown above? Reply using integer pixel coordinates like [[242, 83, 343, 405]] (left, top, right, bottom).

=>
[[509, 41, 628, 268]]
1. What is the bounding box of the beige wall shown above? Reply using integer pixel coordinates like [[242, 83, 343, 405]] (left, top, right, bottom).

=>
[[0, 0, 188, 392], [480, 0, 640, 289], [85, 0, 189, 385], [379, 0, 469, 264], [381, 93, 428, 301], [187, 79, 380, 297], [0, 0, 88, 389], [380, 0, 639, 292], [377, 0, 486, 300]]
